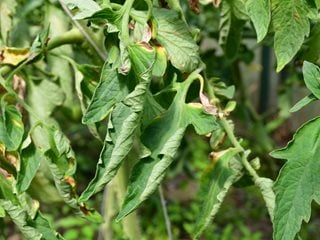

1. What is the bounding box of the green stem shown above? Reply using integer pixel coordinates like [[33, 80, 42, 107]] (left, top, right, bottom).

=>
[[0, 66, 11, 77], [115, 164, 141, 240], [99, 184, 117, 240], [47, 28, 84, 50], [121, 0, 136, 44], [159, 186, 173, 240], [0, 28, 86, 77], [58, 0, 107, 61], [219, 117, 259, 181]]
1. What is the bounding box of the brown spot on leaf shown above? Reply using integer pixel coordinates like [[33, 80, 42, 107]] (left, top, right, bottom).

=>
[[138, 41, 153, 51], [64, 176, 76, 188], [200, 92, 217, 115], [213, 0, 221, 7], [189, 0, 200, 14]]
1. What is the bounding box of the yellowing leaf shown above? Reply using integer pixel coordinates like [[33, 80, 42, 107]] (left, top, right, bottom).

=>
[[0, 47, 30, 66]]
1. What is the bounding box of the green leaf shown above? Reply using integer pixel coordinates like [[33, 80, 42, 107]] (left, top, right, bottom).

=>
[[0, 206, 5, 217], [254, 177, 275, 220], [142, 90, 165, 127], [270, 117, 320, 240], [151, 8, 200, 73], [152, 46, 167, 77], [0, 174, 63, 239], [44, 128, 78, 209], [302, 61, 320, 99], [31, 212, 65, 240], [62, 0, 101, 19], [17, 140, 41, 193], [246, 0, 270, 42], [290, 94, 317, 113], [272, 0, 314, 71], [0, 104, 24, 151], [303, 24, 320, 62], [82, 65, 130, 124], [127, 43, 156, 80], [29, 26, 50, 61], [219, 0, 246, 60], [0, 174, 17, 202], [193, 148, 242, 239], [80, 85, 152, 202], [79, 102, 141, 202], [117, 75, 218, 220], [86, 7, 122, 32]]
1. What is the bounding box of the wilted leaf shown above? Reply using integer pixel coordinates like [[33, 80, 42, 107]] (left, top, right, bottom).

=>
[[44, 128, 78, 209], [0, 200, 42, 240], [0, 173, 63, 239], [193, 148, 242, 239], [82, 65, 130, 124], [0, 200, 63, 240], [79, 42, 156, 202], [117, 74, 218, 220]]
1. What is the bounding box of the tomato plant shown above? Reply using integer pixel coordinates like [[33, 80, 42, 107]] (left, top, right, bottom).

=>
[[0, 0, 320, 239]]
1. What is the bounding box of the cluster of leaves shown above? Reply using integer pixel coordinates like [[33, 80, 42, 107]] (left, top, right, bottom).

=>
[[0, 0, 320, 239]]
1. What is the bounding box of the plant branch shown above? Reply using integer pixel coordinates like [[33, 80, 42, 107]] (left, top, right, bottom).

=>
[[58, 0, 107, 61], [47, 28, 84, 50], [219, 117, 259, 180], [120, 0, 136, 44], [159, 186, 173, 240]]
